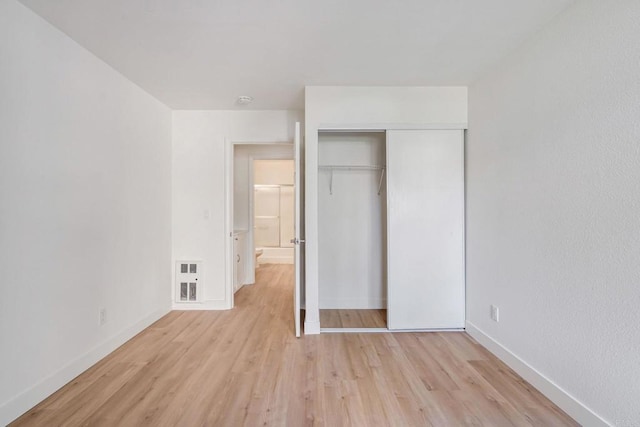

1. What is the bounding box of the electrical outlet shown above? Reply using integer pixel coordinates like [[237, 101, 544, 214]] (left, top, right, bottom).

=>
[[99, 308, 107, 326], [490, 305, 499, 322]]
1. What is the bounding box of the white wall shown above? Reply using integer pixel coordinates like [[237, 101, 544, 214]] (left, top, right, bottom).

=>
[[306, 86, 468, 129], [0, 1, 172, 424], [466, 1, 640, 425], [305, 86, 468, 333], [318, 132, 386, 309], [172, 110, 302, 308]]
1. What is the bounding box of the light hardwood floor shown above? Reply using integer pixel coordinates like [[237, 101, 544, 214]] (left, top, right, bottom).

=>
[[320, 309, 387, 328], [12, 264, 577, 426]]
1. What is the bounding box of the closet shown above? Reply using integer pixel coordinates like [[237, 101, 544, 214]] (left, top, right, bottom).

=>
[[318, 132, 387, 329], [317, 129, 465, 331]]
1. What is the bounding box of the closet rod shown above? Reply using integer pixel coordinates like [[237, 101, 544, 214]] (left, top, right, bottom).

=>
[[318, 165, 386, 196]]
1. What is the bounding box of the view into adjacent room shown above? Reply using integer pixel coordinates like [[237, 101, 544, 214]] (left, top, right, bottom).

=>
[[232, 145, 295, 296], [254, 159, 295, 266]]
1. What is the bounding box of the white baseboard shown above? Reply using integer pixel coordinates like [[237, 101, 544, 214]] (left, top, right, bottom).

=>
[[465, 322, 610, 427], [319, 298, 386, 309], [172, 299, 230, 310], [319, 328, 464, 334], [304, 320, 321, 335], [0, 307, 170, 426]]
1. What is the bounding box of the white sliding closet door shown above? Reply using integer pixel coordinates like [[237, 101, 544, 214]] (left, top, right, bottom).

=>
[[386, 130, 464, 330]]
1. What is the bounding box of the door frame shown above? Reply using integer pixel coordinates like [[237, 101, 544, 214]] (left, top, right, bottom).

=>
[[224, 139, 294, 309]]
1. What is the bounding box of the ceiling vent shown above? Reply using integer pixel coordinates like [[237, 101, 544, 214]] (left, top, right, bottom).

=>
[[237, 95, 254, 105]]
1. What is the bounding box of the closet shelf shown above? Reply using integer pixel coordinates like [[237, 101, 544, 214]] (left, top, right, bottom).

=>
[[318, 165, 386, 196]]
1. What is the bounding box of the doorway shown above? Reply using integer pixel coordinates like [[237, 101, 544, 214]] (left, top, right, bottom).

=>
[[230, 144, 293, 292], [225, 122, 303, 337]]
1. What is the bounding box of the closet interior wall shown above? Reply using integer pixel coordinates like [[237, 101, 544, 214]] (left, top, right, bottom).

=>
[[318, 132, 387, 327]]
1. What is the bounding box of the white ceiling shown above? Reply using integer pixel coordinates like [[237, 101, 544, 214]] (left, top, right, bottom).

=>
[[18, 0, 575, 110]]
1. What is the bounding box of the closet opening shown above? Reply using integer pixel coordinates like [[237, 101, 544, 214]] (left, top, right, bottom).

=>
[[317, 131, 388, 331]]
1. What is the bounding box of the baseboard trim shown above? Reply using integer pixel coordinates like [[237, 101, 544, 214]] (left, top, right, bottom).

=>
[[0, 307, 170, 426], [465, 322, 610, 427], [304, 320, 321, 335], [320, 328, 464, 334], [172, 299, 230, 310]]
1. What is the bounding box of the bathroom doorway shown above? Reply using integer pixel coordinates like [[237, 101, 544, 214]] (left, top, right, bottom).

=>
[[226, 123, 303, 337], [231, 144, 294, 288]]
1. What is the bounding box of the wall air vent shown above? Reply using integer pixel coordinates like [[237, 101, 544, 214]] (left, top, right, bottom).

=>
[[175, 261, 202, 303]]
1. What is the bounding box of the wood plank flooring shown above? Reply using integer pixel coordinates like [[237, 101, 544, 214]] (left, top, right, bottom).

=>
[[320, 309, 387, 328], [12, 264, 578, 426]]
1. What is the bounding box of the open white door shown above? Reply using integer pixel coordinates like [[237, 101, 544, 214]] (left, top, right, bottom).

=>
[[293, 122, 303, 337]]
